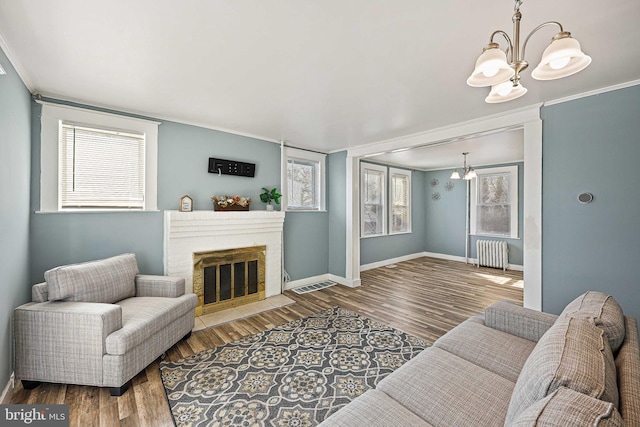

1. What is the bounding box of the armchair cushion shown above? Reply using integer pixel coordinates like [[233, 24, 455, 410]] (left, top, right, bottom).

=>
[[44, 254, 138, 303], [135, 275, 185, 298], [105, 294, 198, 355]]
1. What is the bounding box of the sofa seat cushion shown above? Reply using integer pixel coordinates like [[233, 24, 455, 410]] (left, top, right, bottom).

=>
[[512, 387, 624, 427], [319, 389, 433, 427], [105, 294, 197, 355], [45, 254, 138, 303], [559, 291, 625, 353], [433, 315, 536, 382], [377, 347, 515, 427], [505, 317, 619, 425]]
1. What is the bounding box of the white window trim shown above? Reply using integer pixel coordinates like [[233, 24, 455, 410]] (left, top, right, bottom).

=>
[[389, 167, 412, 235], [360, 162, 387, 238], [282, 147, 326, 212], [39, 102, 159, 212], [470, 165, 518, 238]]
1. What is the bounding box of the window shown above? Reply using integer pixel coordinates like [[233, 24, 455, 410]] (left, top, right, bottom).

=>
[[360, 163, 387, 237], [470, 165, 518, 238], [60, 124, 145, 209], [283, 147, 325, 211], [389, 168, 411, 234], [39, 103, 159, 212]]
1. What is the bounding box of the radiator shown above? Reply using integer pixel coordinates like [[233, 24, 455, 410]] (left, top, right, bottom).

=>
[[476, 240, 509, 271]]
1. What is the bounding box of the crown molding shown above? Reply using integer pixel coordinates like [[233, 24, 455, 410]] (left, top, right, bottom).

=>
[[544, 79, 640, 106], [35, 91, 282, 145], [0, 31, 35, 91]]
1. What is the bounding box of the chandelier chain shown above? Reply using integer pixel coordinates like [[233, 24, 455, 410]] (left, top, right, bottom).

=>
[[514, 0, 523, 13]]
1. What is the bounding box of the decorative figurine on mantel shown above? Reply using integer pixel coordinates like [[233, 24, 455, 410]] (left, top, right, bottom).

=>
[[259, 187, 282, 211], [179, 195, 193, 212]]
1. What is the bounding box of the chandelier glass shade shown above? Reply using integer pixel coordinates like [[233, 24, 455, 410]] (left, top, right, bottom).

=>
[[467, 0, 591, 103], [486, 81, 528, 103], [451, 152, 476, 180]]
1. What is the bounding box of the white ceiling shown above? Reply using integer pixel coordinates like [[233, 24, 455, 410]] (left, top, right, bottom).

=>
[[1, 0, 639, 160]]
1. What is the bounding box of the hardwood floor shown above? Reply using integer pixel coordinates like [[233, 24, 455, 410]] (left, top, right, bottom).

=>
[[9, 256, 523, 426]]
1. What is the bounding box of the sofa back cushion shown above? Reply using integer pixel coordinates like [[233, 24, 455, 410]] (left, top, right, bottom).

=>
[[504, 317, 619, 425], [560, 291, 625, 353], [511, 387, 624, 427], [32, 282, 48, 302], [45, 254, 138, 303]]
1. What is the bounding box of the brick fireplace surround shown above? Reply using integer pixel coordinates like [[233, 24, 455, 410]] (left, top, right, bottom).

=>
[[164, 210, 285, 315]]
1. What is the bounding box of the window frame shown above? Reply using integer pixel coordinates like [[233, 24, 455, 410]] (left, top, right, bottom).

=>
[[39, 102, 159, 212], [470, 165, 518, 238], [360, 162, 387, 238], [283, 147, 326, 212], [389, 167, 412, 235]]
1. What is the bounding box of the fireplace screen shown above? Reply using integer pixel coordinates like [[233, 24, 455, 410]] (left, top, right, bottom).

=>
[[193, 246, 265, 315]]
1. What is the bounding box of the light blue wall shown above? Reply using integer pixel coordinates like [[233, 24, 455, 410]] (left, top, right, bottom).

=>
[[282, 152, 339, 281], [360, 162, 427, 265], [424, 162, 524, 266], [30, 101, 281, 282], [157, 121, 280, 211], [424, 169, 467, 257], [0, 48, 32, 391], [283, 211, 329, 280], [541, 85, 640, 321], [328, 151, 347, 277]]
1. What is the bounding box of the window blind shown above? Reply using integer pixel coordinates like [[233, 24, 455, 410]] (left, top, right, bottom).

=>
[[60, 123, 145, 209]]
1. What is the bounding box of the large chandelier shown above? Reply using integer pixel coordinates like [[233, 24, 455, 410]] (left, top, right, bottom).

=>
[[451, 153, 476, 180], [467, 0, 591, 103]]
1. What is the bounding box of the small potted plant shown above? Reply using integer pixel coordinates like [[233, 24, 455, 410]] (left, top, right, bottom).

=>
[[260, 187, 282, 211]]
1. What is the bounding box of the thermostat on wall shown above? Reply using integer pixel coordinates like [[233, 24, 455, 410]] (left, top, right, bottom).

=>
[[578, 192, 594, 204]]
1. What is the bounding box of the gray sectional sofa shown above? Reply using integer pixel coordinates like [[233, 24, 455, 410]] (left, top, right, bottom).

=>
[[13, 254, 198, 396], [321, 292, 640, 426]]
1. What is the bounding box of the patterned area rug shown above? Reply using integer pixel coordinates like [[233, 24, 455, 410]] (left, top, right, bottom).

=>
[[160, 306, 429, 427]]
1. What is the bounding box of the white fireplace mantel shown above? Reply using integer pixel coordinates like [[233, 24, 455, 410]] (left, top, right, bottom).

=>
[[164, 210, 285, 297]]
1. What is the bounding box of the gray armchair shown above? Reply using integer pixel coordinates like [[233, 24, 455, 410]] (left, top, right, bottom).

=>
[[14, 253, 198, 396]]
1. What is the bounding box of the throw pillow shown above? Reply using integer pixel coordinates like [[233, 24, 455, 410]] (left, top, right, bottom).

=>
[[504, 317, 619, 425], [559, 291, 625, 353], [511, 387, 624, 427]]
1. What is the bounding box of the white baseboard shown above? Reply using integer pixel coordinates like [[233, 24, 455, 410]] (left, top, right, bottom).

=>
[[423, 252, 524, 271], [328, 274, 361, 288], [422, 251, 468, 264], [360, 252, 427, 272], [285, 251, 522, 293], [362, 251, 525, 272], [1, 372, 14, 404]]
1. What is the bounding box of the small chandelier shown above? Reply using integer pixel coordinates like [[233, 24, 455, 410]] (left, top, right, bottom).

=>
[[467, 0, 591, 103], [451, 152, 477, 180]]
